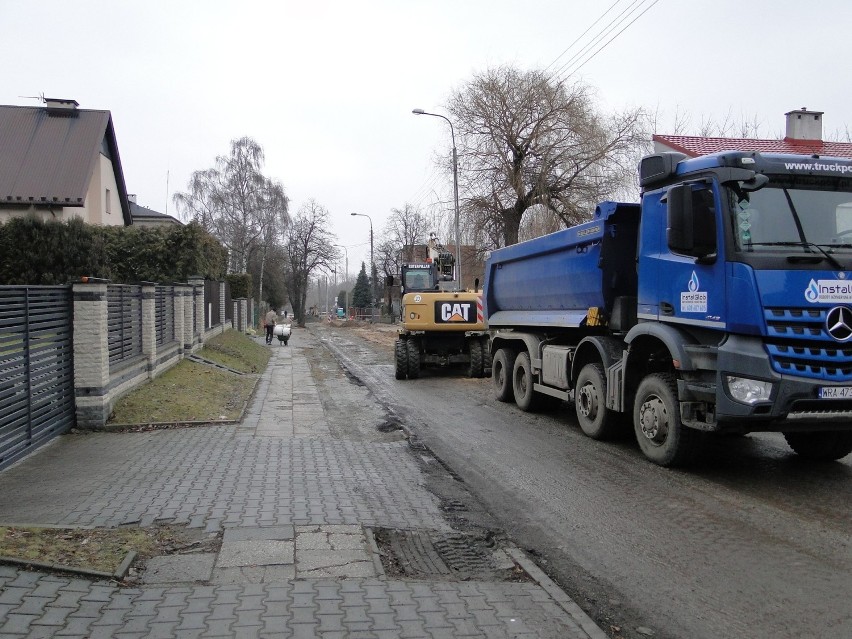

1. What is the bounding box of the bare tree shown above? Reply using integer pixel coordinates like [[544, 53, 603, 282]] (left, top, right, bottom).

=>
[[283, 199, 337, 326], [651, 105, 770, 140], [173, 137, 288, 274], [447, 66, 646, 247], [375, 203, 432, 280]]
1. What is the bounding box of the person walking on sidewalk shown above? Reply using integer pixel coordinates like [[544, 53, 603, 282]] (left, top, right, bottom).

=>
[[264, 308, 277, 344]]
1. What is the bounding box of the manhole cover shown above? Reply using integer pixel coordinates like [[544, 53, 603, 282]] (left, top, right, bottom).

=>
[[373, 529, 529, 582]]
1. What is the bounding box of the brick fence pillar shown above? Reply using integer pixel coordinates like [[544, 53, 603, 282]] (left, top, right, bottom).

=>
[[173, 285, 187, 356], [189, 276, 204, 347], [72, 281, 110, 429], [141, 283, 156, 376], [183, 283, 195, 353], [219, 281, 227, 329]]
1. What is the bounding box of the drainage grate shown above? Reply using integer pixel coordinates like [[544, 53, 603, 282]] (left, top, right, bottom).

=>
[[374, 529, 529, 582]]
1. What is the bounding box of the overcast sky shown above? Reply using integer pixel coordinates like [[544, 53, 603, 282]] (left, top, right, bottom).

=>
[[3, 0, 850, 271]]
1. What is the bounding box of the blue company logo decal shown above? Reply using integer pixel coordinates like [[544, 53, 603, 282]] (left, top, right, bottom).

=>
[[688, 272, 699, 292], [681, 271, 708, 313], [804, 277, 852, 303]]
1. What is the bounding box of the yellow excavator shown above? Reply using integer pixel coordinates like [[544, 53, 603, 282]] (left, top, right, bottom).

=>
[[390, 234, 489, 379]]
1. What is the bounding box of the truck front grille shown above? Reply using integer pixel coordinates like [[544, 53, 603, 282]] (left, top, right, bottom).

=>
[[764, 307, 852, 381]]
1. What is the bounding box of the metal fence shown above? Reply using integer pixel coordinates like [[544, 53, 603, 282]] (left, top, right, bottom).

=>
[[155, 285, 176, 347], [224, 282, 233, 323], [204, 280, 221, 328], [0, 286, 75, 471], [107, 285, 143, 370]]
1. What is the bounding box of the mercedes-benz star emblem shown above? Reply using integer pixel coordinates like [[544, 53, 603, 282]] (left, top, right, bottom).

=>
[[825, 306, 852, 341]]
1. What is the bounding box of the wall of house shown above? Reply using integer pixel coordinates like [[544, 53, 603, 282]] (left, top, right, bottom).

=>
[[82, 154, 123, 226], [0, 154, 123, 226], [0, 203, 89, 223], [0, 205, 77, 223]]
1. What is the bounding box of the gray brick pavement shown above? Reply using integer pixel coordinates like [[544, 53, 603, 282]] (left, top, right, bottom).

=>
[[0, 568, 592, 638], [0, 328, 605, 638], [0, 428, 451, 534]]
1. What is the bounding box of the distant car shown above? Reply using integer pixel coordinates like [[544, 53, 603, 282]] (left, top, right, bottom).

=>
[[336, 308, 345, 318]]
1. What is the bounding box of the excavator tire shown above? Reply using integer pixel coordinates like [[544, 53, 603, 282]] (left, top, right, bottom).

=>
[[481, 337, 493, 377], [467, 339, 484, 378], [407, 338, 421, 379], [395, 338, 408, 380]]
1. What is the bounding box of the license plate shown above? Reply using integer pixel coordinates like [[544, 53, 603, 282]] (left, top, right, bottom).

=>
[[818, 386, 852, 399]]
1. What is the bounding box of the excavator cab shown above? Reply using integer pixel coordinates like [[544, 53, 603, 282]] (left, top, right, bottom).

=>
[[401, 266, 436, 293], [398, 233, 457, 295]]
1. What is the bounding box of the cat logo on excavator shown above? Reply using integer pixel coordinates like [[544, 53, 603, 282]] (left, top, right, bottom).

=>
[[437, 301, 474, 323]]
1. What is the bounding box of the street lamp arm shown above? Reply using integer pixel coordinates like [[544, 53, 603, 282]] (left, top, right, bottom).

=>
[[412, 109, 455, 147]]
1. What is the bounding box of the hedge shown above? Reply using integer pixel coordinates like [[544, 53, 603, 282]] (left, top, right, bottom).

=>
[[0, 216, 228, 285]]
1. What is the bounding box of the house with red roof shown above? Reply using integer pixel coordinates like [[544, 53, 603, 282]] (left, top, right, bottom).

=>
[[0, 98, 132, 226], [653, 108, 852, 159]]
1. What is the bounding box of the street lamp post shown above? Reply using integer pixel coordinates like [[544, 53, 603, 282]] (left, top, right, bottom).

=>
[[412, 108, 462, 290], [350, 212, 374, 319], [335, 244, 349, 315]]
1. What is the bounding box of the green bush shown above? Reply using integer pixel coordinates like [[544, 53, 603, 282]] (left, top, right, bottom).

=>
[[0, 216, 227, 285], [226, 272, 252, 299]]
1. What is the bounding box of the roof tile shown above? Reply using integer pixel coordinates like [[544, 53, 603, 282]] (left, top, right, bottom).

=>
[[653, 134, 852, 159]]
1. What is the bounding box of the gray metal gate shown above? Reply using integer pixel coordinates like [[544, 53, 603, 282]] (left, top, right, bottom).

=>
[[0, 286, 75, 471]]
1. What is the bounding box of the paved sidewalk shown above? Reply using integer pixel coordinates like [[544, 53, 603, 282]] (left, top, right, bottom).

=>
[[0, 327, 606, 638]]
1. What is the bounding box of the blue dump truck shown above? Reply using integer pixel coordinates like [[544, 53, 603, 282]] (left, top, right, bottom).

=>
[[483, 151, 852, 466]]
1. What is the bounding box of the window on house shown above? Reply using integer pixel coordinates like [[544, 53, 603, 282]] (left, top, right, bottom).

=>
[[105, 188, 111, 214]]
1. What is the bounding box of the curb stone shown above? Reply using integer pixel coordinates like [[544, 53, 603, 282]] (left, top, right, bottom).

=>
[[507, 547, 609, 639]]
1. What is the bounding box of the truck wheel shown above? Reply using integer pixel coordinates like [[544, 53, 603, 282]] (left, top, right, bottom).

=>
[[467, 339, 484, 378], [395, 339, 408, 380], [493, 348, 517, 402], [407, 338, 421, 379], [783, 431, 852, 460], [575, 363, 619, 440], [512, 351, 540, 412], [633, 373, 700, 467], [481, 337, 493, 377]]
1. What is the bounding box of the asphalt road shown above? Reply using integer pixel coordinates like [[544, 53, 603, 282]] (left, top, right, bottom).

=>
[[313, 322, 852, 639]]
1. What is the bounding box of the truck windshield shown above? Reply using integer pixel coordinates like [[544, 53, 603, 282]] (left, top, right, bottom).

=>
[[731, 176, 852, 253]]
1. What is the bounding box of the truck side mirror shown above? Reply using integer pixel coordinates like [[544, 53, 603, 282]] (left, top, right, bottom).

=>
[[667, 185, 717, 260], [667, 184, 693, 252]]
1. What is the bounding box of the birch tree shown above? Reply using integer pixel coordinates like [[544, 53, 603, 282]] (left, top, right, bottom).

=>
[[173, 137, 289, 273]]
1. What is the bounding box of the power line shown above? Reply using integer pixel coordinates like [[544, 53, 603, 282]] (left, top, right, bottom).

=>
[[554, 0, 661, 79], [551, 0, 647, 78], [542, 0, 622, 73]]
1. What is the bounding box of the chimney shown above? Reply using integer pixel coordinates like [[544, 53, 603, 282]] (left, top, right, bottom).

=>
[[785, 107, 823, 141], [128, 194, 138, 204], [44, 97, 79, 117]]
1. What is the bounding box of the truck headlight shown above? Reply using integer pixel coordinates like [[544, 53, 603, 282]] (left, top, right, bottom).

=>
[[726, 376, 773, 404]]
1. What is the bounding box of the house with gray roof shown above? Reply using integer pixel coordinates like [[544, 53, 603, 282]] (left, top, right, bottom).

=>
[[128, 195, 182, 227], [0, 98, 132, 226]]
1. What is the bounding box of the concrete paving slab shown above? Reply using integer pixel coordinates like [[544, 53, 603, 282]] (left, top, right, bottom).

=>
[[211, 565, 296, 584], [223, 525, 295, 542], [216, 540, 294, 568], [141, 553, 216, 584], [295, 526, 367, 552]]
